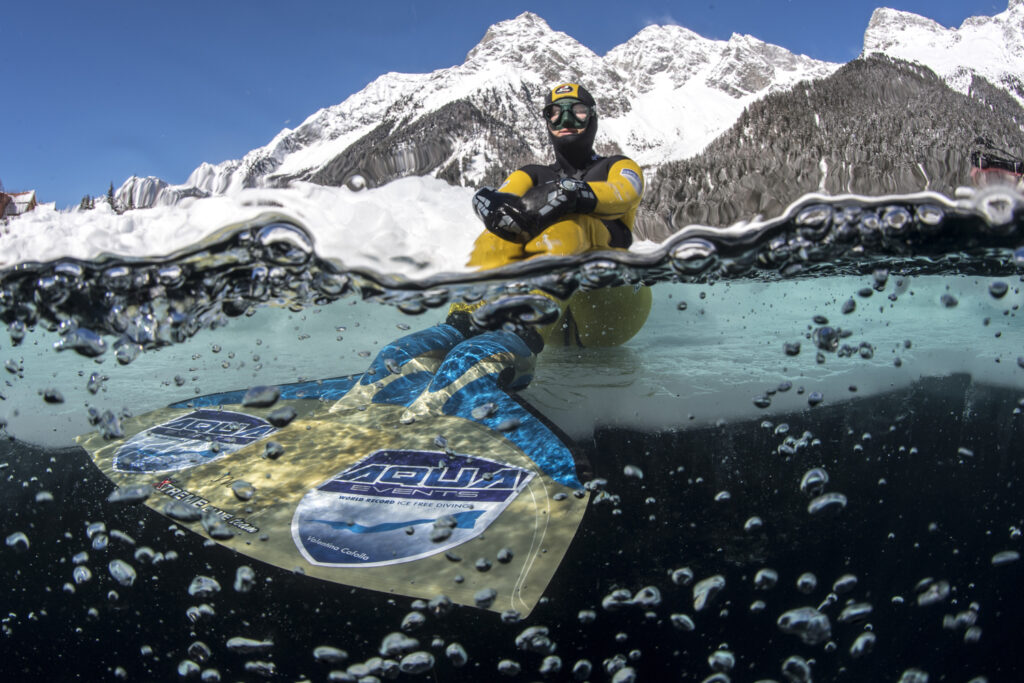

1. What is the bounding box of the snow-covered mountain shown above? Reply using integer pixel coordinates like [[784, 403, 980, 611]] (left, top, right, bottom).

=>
[[862, 0, 1024, 105], [114, 3, 1024, 222], [116, 12, 837, 209]]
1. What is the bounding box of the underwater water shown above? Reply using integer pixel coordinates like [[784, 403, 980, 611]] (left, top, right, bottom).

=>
[[2, 186, 1024, 682]]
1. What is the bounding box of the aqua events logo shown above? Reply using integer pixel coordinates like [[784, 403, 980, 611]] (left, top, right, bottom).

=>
[[113, 410, 277, 473], [292, 449, 534, 567]]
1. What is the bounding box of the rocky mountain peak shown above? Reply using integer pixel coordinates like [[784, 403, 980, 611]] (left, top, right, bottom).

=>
[[604, 23, 714, 89], [863, 8, 945, 53], [466, 12, 587, 63], [862, 2, 1024, 108]]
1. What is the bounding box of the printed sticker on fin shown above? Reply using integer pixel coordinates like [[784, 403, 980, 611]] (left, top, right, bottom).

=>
[[113, 409, 277, 473], [292, 449, 534, 568]]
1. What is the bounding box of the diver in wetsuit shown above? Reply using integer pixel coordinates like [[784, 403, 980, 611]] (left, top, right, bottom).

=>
[[467, 82, 645, 267], [369, 83, 651, 407], [449, 82, 652, 349]]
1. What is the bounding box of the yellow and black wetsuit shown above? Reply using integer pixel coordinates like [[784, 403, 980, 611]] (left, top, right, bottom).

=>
[[466, 155, 645, 269], [459, 154, 652, 348]]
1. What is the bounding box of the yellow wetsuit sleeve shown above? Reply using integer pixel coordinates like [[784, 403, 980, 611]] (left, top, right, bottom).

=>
[[589, 159, 644, 221], [497, 170, 534, 196]]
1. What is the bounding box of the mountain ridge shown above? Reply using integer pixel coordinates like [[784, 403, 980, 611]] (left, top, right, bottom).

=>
[[108, 5, 1024, 240], [112, 11, 839, 209]]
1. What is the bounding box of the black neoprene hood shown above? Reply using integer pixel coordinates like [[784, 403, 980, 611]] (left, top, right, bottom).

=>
[[545, 83, 598, 173]]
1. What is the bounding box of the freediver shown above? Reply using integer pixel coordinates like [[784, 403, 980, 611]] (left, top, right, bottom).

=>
[[446, 82, 652, 351], [362, 82, 653, 398]]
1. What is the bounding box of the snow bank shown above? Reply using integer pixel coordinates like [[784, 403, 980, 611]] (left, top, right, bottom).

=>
[[1, 178, 481, 278]]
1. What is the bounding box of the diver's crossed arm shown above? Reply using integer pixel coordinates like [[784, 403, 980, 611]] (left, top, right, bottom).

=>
[[588, 159, 644, 221], [496, 158, 645, 222]]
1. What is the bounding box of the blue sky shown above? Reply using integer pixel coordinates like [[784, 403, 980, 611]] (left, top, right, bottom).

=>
[[2, 0, 1005, 209]]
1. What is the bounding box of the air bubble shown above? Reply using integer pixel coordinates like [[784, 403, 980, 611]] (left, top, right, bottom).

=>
[[707, 649, 735, 672], [799, 468, 829, 496], [106, 485, 152, 504], [473, 587, 497, 609], [108, 559, 136, 587], [808, 492, 847, 515], [693, 575, 726, 612], [833, 573, 857, 593], [178, 660, 201, 678], [916, 579, 951, 606], [242, 385, 280, 408], [73, 565, 93, 584], [777, 606, 831, 645], [797, 572, 818, 594], [782, 655, 812, 683], [991, 550, 1019, 566], [754, 568, 778, 590], [572, 659, 594, 679], [188, 576, 221, 598], [850, 631, 876, 658], [898, 668, 930, 683], [399, 651, 435, 675], [540, 655, 562, 675], [670, 613, 695, 631], [630, 586, 662, 609], [671, 567, 694, 586], [379, 632, 419, 657], [445, 642, 468, 667], [838, 602, 873, 623], [201, 509, 234, 540], [313, 646, 348, 663], [164, 500, 202, 522], [5, 531, 29, 551], [231, 480, 255, 501], [515, 625, 556, 655], [471, 402, 497, 419], [234, 565, 256, 593], [989, 281, 1009, 298], [226, 636, 274, 654], [497, 659, 522, 676]]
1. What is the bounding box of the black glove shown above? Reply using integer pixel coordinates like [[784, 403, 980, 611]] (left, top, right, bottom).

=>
[[519, 178, 598, 231], [472, 187, 535, 243]]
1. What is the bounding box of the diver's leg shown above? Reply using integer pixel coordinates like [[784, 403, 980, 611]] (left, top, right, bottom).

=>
[[563, 285, 652, 347], [466, 230, 527, 269], [523, 215, 612, 257], [521, 216, 614, 346], [403, 329, 537, 421], [358, 324, 465, 386], [337, 323, 466, 409]]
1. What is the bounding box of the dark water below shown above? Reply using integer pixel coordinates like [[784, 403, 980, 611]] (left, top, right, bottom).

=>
[[2, 374, 1022, 682]]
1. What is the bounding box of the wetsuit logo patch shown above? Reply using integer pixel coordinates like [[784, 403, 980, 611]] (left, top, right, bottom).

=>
[[292, 449, 534, 567], [620, 167, 643, 194], [113, 409, 277, 473]]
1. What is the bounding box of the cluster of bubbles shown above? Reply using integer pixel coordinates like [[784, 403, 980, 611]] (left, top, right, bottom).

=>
[[0, 190, 1022, 363]]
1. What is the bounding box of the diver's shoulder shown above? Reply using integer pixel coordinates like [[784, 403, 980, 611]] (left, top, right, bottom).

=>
[[584, 154, 639, 178]]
